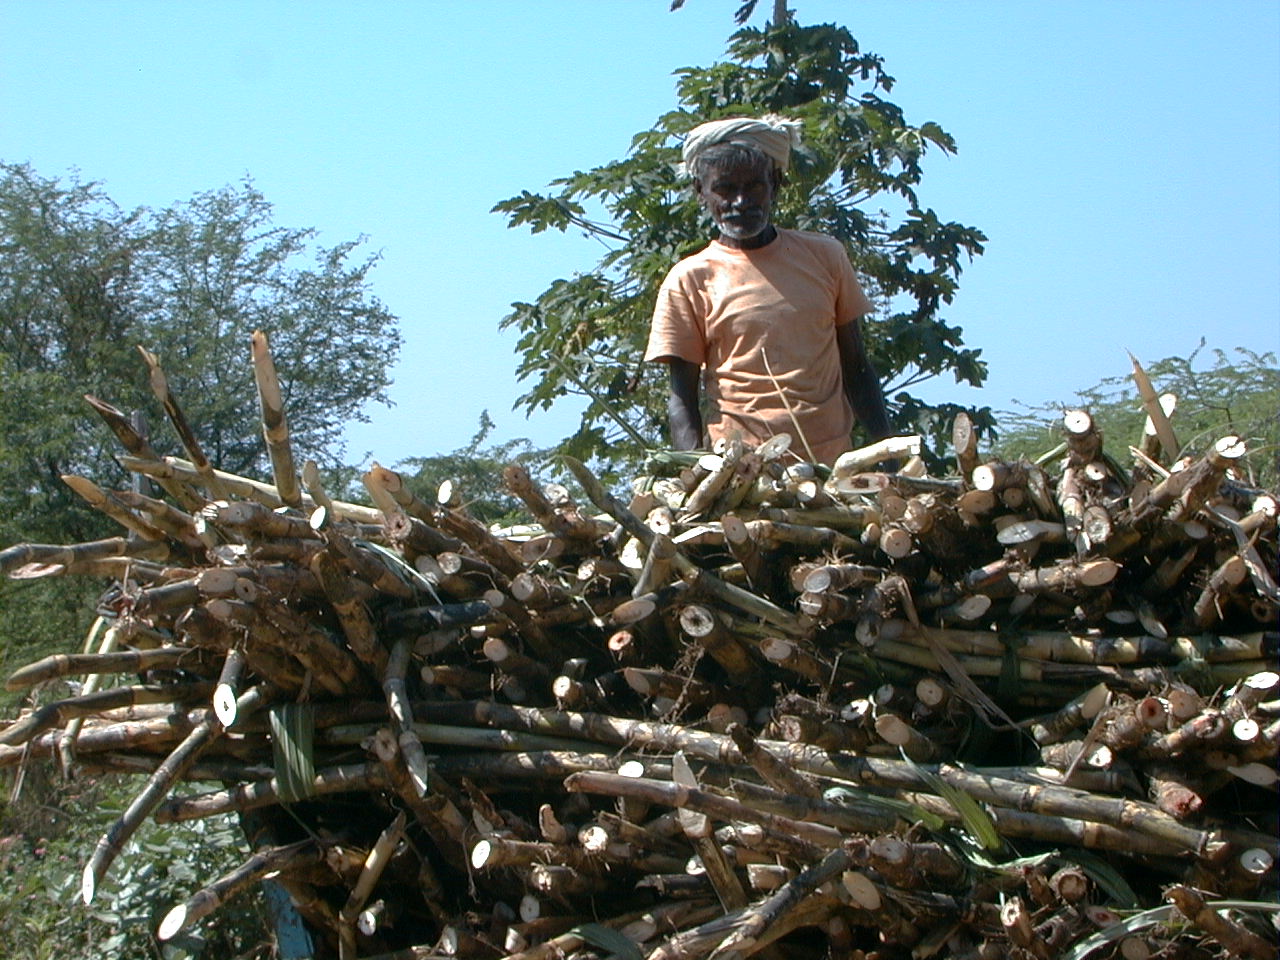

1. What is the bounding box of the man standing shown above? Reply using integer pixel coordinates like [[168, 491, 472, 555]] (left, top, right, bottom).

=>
[[644, 115, 892, 465]]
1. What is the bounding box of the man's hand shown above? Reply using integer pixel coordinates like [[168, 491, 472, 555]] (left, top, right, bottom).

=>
[[667, 358, 703, 450]]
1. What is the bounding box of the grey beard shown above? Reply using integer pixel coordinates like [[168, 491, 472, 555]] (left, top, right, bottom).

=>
[[716, 213, 768, 240]]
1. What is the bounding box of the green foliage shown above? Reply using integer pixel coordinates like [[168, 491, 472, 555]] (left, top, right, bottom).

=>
[[0, 161, 401, 548], [0, 771, 271, 959], [137, 182, 402, 476], [0, 159, 402, 695], [494, 21, 990, 470], [0, 580, 104, 716], [995, 343, 1280, 488], [396, 411, 551, 526]]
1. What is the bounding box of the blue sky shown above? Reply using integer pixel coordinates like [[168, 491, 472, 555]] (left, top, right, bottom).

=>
[[3, 0, 1277, 467]]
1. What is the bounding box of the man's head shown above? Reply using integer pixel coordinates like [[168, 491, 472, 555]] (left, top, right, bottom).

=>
[[680, 115, 801, 245], [693, 144, 779, 243]]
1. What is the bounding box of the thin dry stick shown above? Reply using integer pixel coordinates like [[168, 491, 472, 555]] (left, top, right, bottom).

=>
[[117, 454, 381, 524], [564, 770, 843, 851], [156, 762, 387, 824], [0, 682, 215, 749], [0, 537, 169, 578], [497, 902, 721, 960], [727, 723, 821, 799], [761, 348, 818, 464], [82, 393, 204, 509], [1165, 885, 1275, 960], [61, 475, 169, 542], [673, 751, 749, 912], [7, 642, 192, 691], [301, 460, 336, 520], [647, 893, 839, 960]]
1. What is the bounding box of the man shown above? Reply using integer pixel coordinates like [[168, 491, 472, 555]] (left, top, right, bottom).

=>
[[644, 115, 892, 465]]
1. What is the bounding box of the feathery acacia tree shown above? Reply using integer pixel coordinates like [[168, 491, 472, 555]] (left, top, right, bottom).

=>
[[0, 163, 401, 546], [0, 162, 401, 673], [494, 20, 990, 472]]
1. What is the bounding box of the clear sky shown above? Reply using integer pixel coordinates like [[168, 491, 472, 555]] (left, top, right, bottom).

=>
[[3, 0, 1277, 468]]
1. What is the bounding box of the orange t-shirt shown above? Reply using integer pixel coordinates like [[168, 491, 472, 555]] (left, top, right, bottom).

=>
[[644, 228, 873, 465]]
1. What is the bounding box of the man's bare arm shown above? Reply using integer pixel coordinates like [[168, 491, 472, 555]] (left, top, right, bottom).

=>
[[836, 319, 892, 440], [666, 358, 703, 450]]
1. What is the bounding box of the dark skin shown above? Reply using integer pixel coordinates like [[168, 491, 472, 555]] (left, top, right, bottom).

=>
[[664, 154, 892, 452]]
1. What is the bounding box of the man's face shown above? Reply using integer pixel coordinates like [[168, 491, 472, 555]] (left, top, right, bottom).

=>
[[696, 155, 778, 242]]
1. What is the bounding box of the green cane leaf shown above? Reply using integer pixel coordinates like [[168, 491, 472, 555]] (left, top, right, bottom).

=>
[[822, 785, 946, 831], [268, 703, 316, 803], [1062, 899, 1280, 960], [904, 754, 1003, 852], [567, 923, 643, 960], [1067, 850, 1140, 908]]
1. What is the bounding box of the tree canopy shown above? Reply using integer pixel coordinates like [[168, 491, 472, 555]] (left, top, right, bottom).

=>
[[0, 162, 403, 685], [494, 20, 990, 473], [0, 162, 402, 546]]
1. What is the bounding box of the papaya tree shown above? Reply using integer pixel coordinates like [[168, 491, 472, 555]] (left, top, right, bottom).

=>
[[494, 20, 991, 473]]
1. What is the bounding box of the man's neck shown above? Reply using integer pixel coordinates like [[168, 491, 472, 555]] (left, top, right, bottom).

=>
[[718, 224, 778, 250]]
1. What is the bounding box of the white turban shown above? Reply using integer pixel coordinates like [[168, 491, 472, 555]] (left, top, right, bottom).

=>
[[680, 114, 803, 177]]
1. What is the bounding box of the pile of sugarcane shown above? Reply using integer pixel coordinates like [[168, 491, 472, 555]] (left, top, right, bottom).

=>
[[1, 334, 1277, 960]]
